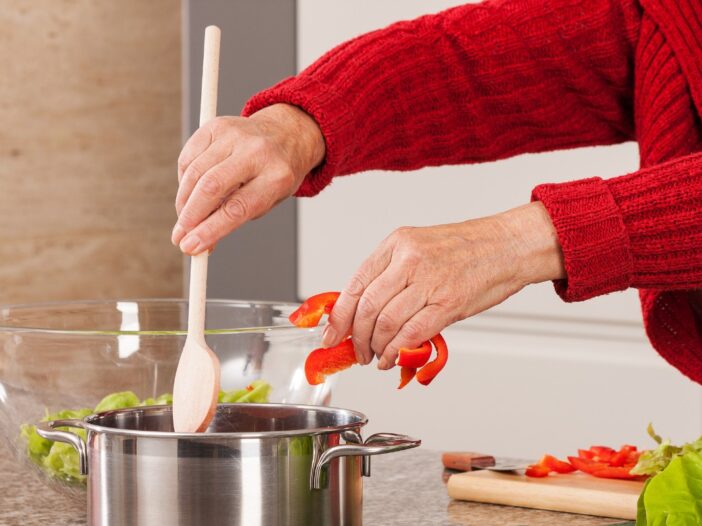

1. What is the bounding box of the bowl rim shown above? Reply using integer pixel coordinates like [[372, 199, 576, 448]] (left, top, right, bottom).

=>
[[78, 402, 367, 439], [0, 297, 320, 336]]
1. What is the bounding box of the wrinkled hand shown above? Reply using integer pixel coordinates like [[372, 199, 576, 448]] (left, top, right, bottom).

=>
[[172, 104, 325, 254], [320, 202, 566, 369]]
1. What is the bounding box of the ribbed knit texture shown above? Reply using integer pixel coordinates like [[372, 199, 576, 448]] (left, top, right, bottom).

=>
[[243, 0, 702, 384], [245, 0, 642, 195]]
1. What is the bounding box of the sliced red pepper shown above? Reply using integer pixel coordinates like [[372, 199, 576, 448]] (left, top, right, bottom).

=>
[[397, 341, 432, 368], [397, 366, 416, 389], [525, 464, 551, 478], [610, 445, 639, 467], [304, 338, 357, 385], [567, 456, 641, 481], [540, 454, 575, 474], [415, 334, 449, 386], [289, 291, 340, 328], [292, 291, 449, 387], [587, 446, 616, 463], [568, 456, 604, 476], [577, 449, 594, 460]]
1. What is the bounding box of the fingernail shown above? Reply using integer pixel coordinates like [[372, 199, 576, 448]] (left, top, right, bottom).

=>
[[321, 326, 337, 348], [180, 234, 201, 254], [377, 357, 388, 370], [171, 224, 186, 245]]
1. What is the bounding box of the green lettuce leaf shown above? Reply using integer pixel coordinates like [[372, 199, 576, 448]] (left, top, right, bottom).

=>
[[20, 423, 52, 463], [94, 391, 140, 412], [42, 429, 88, 483], [232, 380, 271, 403], [637, 451, 702, 525], [140, 393, 174, 406], [218, 388, 250, 403], [631, 424, 685, 477], [636, 478, 651, 526]]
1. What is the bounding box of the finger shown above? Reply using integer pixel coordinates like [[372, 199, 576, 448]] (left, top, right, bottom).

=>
[[174, 155, 252, 246], [175, 139, 233, 216], [370, 285, 427, 363], [321, 244, 393, 353], [177, 124, 215, 183], [173, 154, 232, 247], [378, 304, 448, 370], [178, 174, 279, 255], [349, 264, 408, 366]]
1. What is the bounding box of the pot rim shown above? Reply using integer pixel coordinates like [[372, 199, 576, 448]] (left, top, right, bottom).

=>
[[0, 298, 320, 336], [79, 403, 368, 439]]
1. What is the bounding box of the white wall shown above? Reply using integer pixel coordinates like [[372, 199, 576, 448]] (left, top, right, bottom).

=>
[[297, 0, 702, 457]]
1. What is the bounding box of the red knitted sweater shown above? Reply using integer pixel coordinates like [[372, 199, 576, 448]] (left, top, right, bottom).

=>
[[244, 0, 702, 384]]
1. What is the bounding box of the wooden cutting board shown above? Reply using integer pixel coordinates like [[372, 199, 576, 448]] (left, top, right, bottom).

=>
[[447, 470, 644, 520]]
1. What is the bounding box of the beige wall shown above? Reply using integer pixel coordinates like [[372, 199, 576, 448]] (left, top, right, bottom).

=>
[[0, 1, 182, 304]]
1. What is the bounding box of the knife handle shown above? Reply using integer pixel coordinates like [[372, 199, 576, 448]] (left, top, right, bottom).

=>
[[442, 451, 496, 472]]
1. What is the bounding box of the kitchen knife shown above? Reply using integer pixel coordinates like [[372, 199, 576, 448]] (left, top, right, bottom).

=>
[[442, 451, 532, 472]]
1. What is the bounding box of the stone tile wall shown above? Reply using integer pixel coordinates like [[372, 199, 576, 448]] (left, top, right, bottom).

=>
[[0, 1, 183, 303]]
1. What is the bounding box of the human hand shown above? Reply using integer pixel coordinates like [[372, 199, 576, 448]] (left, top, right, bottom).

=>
[[172, 103, 325, 254], [320, 202, 565, 368]]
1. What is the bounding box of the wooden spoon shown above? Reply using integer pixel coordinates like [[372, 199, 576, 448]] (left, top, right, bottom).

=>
[[172, 25, 222, 433]]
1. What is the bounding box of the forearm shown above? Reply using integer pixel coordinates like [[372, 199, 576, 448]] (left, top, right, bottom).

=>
[[244, 0, 642, 196], [533, 152, 702, 301], [497, 202, 566, 287]]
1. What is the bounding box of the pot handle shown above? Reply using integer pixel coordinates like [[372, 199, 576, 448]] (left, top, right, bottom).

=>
[[35, 419, 88, 476], [311, 433, 420, 490], [361, 433, 406, 477]]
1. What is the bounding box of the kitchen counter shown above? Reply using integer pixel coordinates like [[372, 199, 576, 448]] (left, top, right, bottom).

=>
[[0, 446, 631, 525]]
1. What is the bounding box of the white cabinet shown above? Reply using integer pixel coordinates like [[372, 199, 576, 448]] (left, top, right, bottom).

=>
[[297, 0, 702, 455]]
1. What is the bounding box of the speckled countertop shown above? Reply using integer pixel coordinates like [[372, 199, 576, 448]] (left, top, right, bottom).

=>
[[0, 446, 631, 526]]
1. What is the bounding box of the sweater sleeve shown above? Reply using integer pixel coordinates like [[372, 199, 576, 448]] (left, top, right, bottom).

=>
[[243, 0, 642, 196], [532, 152, 702, 301]]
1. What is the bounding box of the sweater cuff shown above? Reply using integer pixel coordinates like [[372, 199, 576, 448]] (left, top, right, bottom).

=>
[[531, 177, 633, 302], [242, 75, 353, 197]]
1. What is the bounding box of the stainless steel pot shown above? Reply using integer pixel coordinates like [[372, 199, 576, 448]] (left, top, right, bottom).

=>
[[36, 403, 420, 526]]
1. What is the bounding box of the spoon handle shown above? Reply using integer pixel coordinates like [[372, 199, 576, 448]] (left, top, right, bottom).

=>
[[187, 26, 221, 340]]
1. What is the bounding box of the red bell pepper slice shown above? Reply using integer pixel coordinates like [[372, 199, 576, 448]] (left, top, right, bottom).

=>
[[540, 454, 575, 474], [397, 340, 433, 389], [525, 464, 551, 478], [397, 366, 417, 389], [292, 291, 449, 387], [289, 291, 340, 328], [610, 445, 639, 467], [397, 341, 432, 368], [304, 338, 357, 385], [567, 456, 641, 481], [415, 334, 449, 386], [568, 456, 605, 475], [577, 449, 594, 460], [587, 446, 616, 463]]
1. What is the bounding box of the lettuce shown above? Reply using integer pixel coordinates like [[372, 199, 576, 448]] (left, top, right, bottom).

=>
[[631, 424, 688, 477], [634, 425, 702, 525], [637, 452, 702, 525], [231, 380, 271, 403], [140, 393, 173, 406], [94, 391, 140, 412], [20, 423, 52, 464], [22, 382, 272, 484]]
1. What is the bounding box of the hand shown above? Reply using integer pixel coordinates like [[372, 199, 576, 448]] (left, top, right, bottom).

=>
[[172, 104, 325, 254], [320, 202, 566, 368]]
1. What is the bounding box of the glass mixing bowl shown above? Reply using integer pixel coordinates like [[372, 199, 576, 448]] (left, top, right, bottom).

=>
[[0, 299, 329, 498]]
